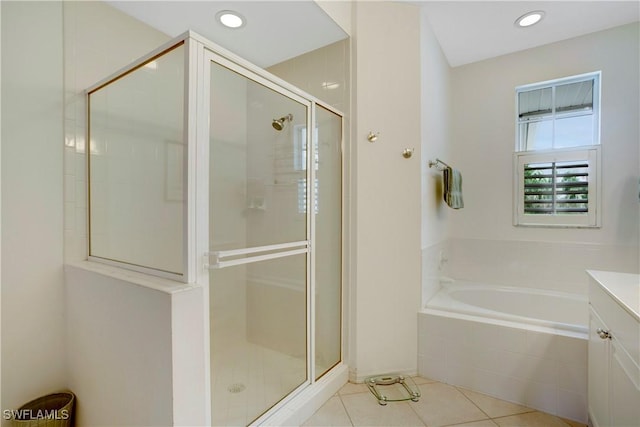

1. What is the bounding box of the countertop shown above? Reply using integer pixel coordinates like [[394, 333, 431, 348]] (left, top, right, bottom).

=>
[[587, 270, 640, 322]]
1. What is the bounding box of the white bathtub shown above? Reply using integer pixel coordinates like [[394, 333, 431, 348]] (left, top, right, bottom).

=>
[[418, 280, 589, 423], [424, 281, 588, 336]]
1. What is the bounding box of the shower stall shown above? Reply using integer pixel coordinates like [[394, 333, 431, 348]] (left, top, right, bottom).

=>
[[86, 32, 343, 425]]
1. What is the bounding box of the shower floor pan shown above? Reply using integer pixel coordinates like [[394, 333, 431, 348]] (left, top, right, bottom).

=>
[[365, 375, 420, 405]]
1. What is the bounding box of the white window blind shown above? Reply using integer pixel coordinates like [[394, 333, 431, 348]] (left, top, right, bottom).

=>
[[297, 178, 319, 214], [294, 125, 319, 214], [514, 147, 600, 227], [523, 161, 589, 214]]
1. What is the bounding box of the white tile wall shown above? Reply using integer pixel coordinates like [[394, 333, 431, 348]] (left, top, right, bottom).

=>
[[421, 241, 450, 306], [88, 46, 185, 274], [442, 238, 639, 296], [63, 1, 170, 264], [418, 312, 588, 423]]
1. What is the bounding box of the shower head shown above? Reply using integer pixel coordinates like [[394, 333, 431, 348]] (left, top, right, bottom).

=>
[[272, 114, 293, 131]]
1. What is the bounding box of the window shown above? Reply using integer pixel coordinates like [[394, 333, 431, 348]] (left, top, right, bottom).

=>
[[514, 72, 601, 227], [515, 147, 600, 227]]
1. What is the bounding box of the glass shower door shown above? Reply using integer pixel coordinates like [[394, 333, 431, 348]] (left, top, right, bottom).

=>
[[314, 105, 343, 379], [207, 56, 310, 426]]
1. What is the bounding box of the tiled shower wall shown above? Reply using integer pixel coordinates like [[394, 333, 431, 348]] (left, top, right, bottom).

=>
[[63, 1, 170, 264]]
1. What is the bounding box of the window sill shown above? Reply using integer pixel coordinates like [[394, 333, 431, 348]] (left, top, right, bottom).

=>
[[514, 222, 601, 229]]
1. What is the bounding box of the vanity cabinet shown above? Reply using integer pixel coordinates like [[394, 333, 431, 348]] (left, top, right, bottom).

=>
[[587, 271, 640, 427]]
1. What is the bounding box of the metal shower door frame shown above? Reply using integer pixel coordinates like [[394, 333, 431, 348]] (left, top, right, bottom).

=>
[[190, 34, 327, 425]]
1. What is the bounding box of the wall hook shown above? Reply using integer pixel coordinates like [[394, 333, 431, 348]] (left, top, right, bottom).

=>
[[402, 148, 414, 159], [367, 131, 379, 143]]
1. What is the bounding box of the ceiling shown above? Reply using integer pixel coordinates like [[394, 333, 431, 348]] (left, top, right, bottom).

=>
[[107, 1, 639, 69], [417, 1, 640, 67], [106, 1, 347, 68]]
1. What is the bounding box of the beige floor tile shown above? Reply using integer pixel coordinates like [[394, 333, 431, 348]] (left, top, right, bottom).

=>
[[340, 392, 426, 426], [302, 396, 353, 427], [447, 420, 499, 427], [411, 382, 489, 427], [493, 411, 572, 427], [560, 418, 587, 427], [338, 382, 369, 395], [457, 388, 532, 418]]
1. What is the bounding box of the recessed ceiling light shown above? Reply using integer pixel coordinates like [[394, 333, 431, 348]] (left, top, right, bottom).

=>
[[515, 11, 545, 28], [216, 10, 245, 29]]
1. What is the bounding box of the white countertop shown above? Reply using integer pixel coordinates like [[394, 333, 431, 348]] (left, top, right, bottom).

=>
[[587, 270, 640, 322]]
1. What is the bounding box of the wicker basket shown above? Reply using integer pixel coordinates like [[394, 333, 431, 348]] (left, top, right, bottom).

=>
[[10, 392, 74, 427]]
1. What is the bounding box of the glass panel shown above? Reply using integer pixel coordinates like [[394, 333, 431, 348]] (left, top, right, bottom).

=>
[[88, 44, 185, 274], [314, 106, 342, 379], [209, 256, 307, 426], [209, 61, 308, 252], [209, 60, 309, 425], [554, 114, 595, 148], [521, 120, 552, 151], [518, 87, 552, 118], [555, 80, 593, 113]]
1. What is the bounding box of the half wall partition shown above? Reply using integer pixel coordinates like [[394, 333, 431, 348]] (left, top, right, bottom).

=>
[[86, 32, 344, 425]]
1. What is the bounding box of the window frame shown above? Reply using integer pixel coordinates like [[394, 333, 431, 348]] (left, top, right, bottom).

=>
[[513, 72, 602, 228], [515, 71, 601, 151]]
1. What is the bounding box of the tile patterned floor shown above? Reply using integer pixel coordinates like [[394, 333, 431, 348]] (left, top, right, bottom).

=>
[[302, 377, 587, 427]]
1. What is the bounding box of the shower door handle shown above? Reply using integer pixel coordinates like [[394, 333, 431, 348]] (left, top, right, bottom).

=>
[[205, 240, 309, 269]]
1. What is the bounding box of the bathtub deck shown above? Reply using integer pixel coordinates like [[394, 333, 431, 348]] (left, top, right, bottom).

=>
[[302, 376, 586, 427]]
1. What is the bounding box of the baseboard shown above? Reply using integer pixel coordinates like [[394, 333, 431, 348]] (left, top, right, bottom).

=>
[[348, 368, 418, 384]]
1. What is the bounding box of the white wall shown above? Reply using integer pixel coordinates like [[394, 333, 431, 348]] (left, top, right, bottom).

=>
[[1, 0, 67, 416], [66, 265, 173, 426], [445, 23, 640, 294], [351, 1, 422, 381], [316, 1, 352, 37], [65, 264, 206, 426], [420, 10, 453, 305]]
